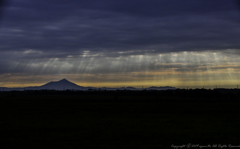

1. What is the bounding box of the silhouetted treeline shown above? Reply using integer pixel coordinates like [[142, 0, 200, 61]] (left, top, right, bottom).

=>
[[1, 89, 240, 102]]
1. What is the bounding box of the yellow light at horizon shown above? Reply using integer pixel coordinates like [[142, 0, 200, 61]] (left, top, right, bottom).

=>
[[1, 50, 240, 89]]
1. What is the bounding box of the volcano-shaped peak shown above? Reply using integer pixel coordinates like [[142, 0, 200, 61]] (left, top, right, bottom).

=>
[[39, 79, 82, 90], [58, 78, 70, 83]]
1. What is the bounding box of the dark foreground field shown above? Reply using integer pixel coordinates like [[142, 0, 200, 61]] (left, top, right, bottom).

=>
[[1, 90, 240, 149]]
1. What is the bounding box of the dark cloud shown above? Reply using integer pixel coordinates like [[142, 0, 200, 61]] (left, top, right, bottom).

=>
[[235, 0, 240, 10], [0, 0, 240, 75], [0, 0, 8, 20]]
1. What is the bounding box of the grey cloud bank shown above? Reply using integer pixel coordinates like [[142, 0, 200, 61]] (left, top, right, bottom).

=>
[[0, 0, 240, 87], [0, 0, 239, 55]]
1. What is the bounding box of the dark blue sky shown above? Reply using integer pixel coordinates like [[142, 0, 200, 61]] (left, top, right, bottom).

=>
[[1, 0, 239, 55]]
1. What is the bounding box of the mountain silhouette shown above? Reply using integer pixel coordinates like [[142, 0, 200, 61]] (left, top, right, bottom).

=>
[[0, 79, 177, 91], [38, 79, 83, 90]]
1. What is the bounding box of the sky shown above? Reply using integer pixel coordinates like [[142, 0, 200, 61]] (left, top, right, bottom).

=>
[[0, 0, 240, 88]]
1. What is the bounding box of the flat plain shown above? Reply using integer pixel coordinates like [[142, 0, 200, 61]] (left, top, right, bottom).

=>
[[1, 90, 240, 149]]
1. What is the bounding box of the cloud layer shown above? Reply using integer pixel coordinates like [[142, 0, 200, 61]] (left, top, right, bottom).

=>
[[1, 0, 239, 55], [0, 0, 240, 87]]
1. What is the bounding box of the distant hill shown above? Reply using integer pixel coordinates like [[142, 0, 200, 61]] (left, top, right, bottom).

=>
[[0, 79, 177, 91], [146, 86, 176, 90], [38, 79, 83, 90]]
